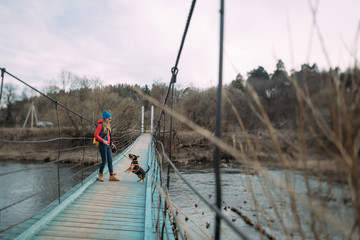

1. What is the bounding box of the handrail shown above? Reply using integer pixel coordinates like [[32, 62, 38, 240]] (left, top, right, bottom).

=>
[[155, 140, 249, 239]]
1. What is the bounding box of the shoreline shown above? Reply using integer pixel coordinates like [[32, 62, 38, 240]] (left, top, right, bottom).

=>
[[0, 128, 346, 178]]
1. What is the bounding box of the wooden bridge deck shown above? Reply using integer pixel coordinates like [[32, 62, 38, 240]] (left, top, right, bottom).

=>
[[6, 133, 173, 240]]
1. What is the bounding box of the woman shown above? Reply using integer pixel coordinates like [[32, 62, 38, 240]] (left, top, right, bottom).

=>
[[94, 110, 119, 182]]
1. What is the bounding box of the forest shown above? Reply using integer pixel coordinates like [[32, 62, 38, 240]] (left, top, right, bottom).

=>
[[0, 61, 359, 168]]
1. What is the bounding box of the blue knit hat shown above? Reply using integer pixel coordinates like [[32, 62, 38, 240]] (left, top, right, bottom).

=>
[[102, 110, 112, 119]]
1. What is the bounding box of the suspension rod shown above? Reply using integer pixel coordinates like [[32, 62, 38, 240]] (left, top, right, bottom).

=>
[[214, 0, 225, 239], [55, 102, 62, 204]]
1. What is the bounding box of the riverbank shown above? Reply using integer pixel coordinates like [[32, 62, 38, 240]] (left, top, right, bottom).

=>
[[0, 127, 98, 164], [0, 127, 345, 176], [171, 129, 341, 173]]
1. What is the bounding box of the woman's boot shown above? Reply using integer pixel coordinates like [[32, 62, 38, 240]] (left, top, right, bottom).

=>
[[98, 173, 104, 182], [109, 173, 120, 181]]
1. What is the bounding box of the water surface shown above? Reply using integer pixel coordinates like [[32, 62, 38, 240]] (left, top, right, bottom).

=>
[[0, 159, 98, 238]]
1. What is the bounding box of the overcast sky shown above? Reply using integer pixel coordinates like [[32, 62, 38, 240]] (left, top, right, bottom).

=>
[[0, 0, 359, 91]]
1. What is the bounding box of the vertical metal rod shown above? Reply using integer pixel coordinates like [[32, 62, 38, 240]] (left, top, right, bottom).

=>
[[141, 106, 145, 133], [162, 113, 166, 148], [0, 68, 5, 106], [157, 148, 164, 240], [167, 83, 175, 190], [30, 104, 33, 128], [162, 112, 166, 177], [55, 103, 62, 204], [214, 0, 225, 239], [151, 105, 154, 135], [81, 117, 85, 185], [161, 106, 166, 240], [165, 82, 175, 239]]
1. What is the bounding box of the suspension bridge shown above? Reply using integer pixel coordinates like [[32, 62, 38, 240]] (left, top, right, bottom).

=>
[[2, 132, 176, 240], [1, 0, 358, 239], [0, 1, 245, 239]]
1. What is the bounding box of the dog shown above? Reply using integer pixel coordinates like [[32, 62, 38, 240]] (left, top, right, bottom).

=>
[[125, 153, 150, 184]]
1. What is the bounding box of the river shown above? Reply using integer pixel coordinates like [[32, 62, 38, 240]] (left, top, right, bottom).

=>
[[0, 160, 354, 239], [0, 159, 98, 238], [168, 163, 353, 240]]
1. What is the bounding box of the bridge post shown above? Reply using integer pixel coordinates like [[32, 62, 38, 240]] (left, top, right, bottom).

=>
[[141, 106, 144, 133], [150, 105, 154, 135]]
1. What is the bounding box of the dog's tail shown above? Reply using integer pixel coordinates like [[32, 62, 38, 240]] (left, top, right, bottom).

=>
[[145, 165, 150, 173]]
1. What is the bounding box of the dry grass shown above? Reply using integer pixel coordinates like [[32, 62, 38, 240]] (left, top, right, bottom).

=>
[[134, 66, 360, 239], [0, 127, 98, 163]]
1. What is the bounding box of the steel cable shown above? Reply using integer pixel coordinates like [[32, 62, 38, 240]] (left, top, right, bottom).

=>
[[154, 0, 197, 135], [214, 1, 225, 238], [155, 140, 249, 240], [0, 150, 99, 178], [0, 68, 96, 126], [0, 145, 94, 159], [0, 137, 91, 143], [0, 160, 98, 213], [149, 144, 177, 240], [0, 68, 5, 107]]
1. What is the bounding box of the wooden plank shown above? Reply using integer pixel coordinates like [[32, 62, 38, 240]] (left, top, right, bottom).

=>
[[55, 211, 145, 221], [74, 195, 146, 204], [50, 217, 144, 228], [47, 220, 144, 232], [71, 199, 145, 207], [84, 186, 146, 194], [84, 185, 146, 193], [35, 227, 143, 239], [34, 236, 88, 240], [67, 200, 145, 209], [78, 190, 146, 198], [59, 210, 145, 221], [58, 205, 144, 216], [66, 203, 142, 210], [55, 217, 144, 225]]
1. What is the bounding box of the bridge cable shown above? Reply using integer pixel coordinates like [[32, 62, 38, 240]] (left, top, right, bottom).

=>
[[152, 150, 173, 240], [55, 102, 62, 204], [154, 0, 197, 134], [155, 140, 249, 240], [157, 1, 198, 238], [214, 0, 225, 238], [0, 68, 96, 126], [0, 68, 5, 106], [81, 116, 85, 184], [0, 150, 98, 177], [151, 145, 185, 240], [0, 137, 90, 143]]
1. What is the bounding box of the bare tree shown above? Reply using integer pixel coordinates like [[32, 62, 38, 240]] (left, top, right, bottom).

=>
[[60, 70, 73, 92], [2, 83, 17, 121]]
